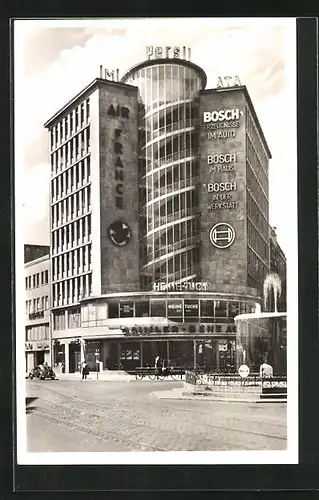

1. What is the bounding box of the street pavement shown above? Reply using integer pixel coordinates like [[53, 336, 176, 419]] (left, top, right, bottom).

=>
[[26, 379, 287, 452]]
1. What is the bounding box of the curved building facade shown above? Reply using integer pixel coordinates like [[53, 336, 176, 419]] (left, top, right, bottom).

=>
[[44, 55, 280, 375], [122, 60, 206, 290]]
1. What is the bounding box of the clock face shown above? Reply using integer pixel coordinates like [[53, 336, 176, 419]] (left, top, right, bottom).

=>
[[108, 221, 132, 247]]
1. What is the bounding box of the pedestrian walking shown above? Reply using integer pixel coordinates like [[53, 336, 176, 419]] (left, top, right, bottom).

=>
[[82, 360, 89, 380], [154, 355, 160, 379]]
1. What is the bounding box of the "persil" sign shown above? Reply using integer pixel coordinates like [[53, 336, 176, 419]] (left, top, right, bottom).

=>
[[203, 109, 240, 123]]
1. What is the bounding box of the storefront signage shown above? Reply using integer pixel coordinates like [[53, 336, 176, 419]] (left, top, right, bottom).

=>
[[122, 323, 236, 337], [25, 343, 33, 351], [217, 76, 241, 88], [29, 311, 44, 320], [204, 109, 240, 123], [210, 223, 235, 249], [184, 301, 199, 316], [207, 154, 237, 164], [207, 181, 237, 192], [153, 281, 208, 292], [207, 130, 236, 140], [37, 342, 50, 350], [146, 45, 191, 61]]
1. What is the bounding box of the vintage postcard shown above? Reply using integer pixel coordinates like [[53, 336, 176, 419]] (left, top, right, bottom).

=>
[[14, 17, 298, 465]]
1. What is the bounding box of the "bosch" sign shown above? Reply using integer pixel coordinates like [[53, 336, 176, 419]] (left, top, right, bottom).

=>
[[203, 109, 240, 123]]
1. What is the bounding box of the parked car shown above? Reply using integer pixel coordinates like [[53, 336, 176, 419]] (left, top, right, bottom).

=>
[[28, 364, 56, 380]]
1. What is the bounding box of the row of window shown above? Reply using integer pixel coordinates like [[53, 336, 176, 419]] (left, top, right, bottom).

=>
[[246, 107, 269, 171], [52, 244, 92, 281], [246, 163, 268, 218], [247, 218, 269, 265], [51, 157, 91, 202], [144, 160, 199, 203], [50, 127, 91, 176], [246, 135, 268, 197], [25, 270, 49, 290], [50, 99, 90, 150], [26, 324, 49, 341], [51, 187, 92, 228], [26, 296, 49, 315], [140, 104, 198, 140], [247, 246, 269, 291], [52, 215, 91, 255], [246, 191, 269, 240], [140, 218, 199, 264], [146, 188, 198, 233], [52, 273, 92, 307], [80, 298, 256, 324], [143, 131, 197, 165], [53, 307, 81, 330], [126, 65, 202, 117], [141, 247, 200, 287]]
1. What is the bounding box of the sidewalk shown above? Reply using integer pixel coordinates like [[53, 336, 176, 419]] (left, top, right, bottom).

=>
[[152, 387, 287, 403], [26, 371, 185, 382]]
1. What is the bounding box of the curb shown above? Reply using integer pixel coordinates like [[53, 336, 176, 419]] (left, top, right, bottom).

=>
[[152, 392, 287, 404]]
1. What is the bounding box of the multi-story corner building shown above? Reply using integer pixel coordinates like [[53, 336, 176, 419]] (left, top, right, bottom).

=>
[[44, 50, 283, 374], [24, 247, 51, 371]]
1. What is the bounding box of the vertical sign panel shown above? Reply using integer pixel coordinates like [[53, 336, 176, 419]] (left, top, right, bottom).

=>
[[99, 83, 139, 293], [199, 89, 248, 290]]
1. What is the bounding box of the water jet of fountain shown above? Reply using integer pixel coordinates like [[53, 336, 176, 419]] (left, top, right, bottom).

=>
[[263, 273, 282, 313]]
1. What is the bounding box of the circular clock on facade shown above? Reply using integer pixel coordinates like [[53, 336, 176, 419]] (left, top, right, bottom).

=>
[[108, 221, 132, 246]]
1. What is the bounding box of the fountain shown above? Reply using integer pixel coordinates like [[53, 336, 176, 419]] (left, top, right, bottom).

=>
[[234, 273, 287, 375]]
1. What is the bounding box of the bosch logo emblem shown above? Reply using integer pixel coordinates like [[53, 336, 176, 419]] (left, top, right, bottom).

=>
[[108, 221, 132, 247], [210, 223, 235, 249]]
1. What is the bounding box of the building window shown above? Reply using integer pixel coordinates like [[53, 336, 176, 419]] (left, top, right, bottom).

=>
[[135, 301, 149, 317], [108, 302, 119, 318], [25, 277, 28, 290], [86, 99, 90, 120], [119, 302, 134, 318], [53, 310, 66, 330], [150, 301, 166, 317]]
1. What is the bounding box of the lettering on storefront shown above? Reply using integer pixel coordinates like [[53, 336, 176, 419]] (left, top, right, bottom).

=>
[[122, 324, 234, 337], [153, 281, 208, 292], [25, 343, 33, 350], [210, 165, 235, 173], [37, 342, 50, 350], [216, 76, 242, 88], [203, 109, 241, 123], [146, 45, 191, 61], [29, 311, 44, 320]]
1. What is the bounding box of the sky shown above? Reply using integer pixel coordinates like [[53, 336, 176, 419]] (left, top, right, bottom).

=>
[[14, 18, 297, 258]]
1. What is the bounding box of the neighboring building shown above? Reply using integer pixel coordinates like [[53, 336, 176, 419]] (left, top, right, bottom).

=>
[[269, 227, 287, 312], [44, 54, 283, 374], [24, 244, 50, 264], [25, 250, 51, 372]]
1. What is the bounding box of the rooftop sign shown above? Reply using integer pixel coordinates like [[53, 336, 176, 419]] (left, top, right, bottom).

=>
[[146, 46, 191, 61], [217, 76, 241, 88]]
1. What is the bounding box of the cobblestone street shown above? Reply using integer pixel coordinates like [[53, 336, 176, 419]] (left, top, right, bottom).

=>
[[26, 380, 287, 452]]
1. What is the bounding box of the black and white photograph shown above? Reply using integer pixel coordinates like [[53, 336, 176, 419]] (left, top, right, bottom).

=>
[[14, 17, 298, 465]]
